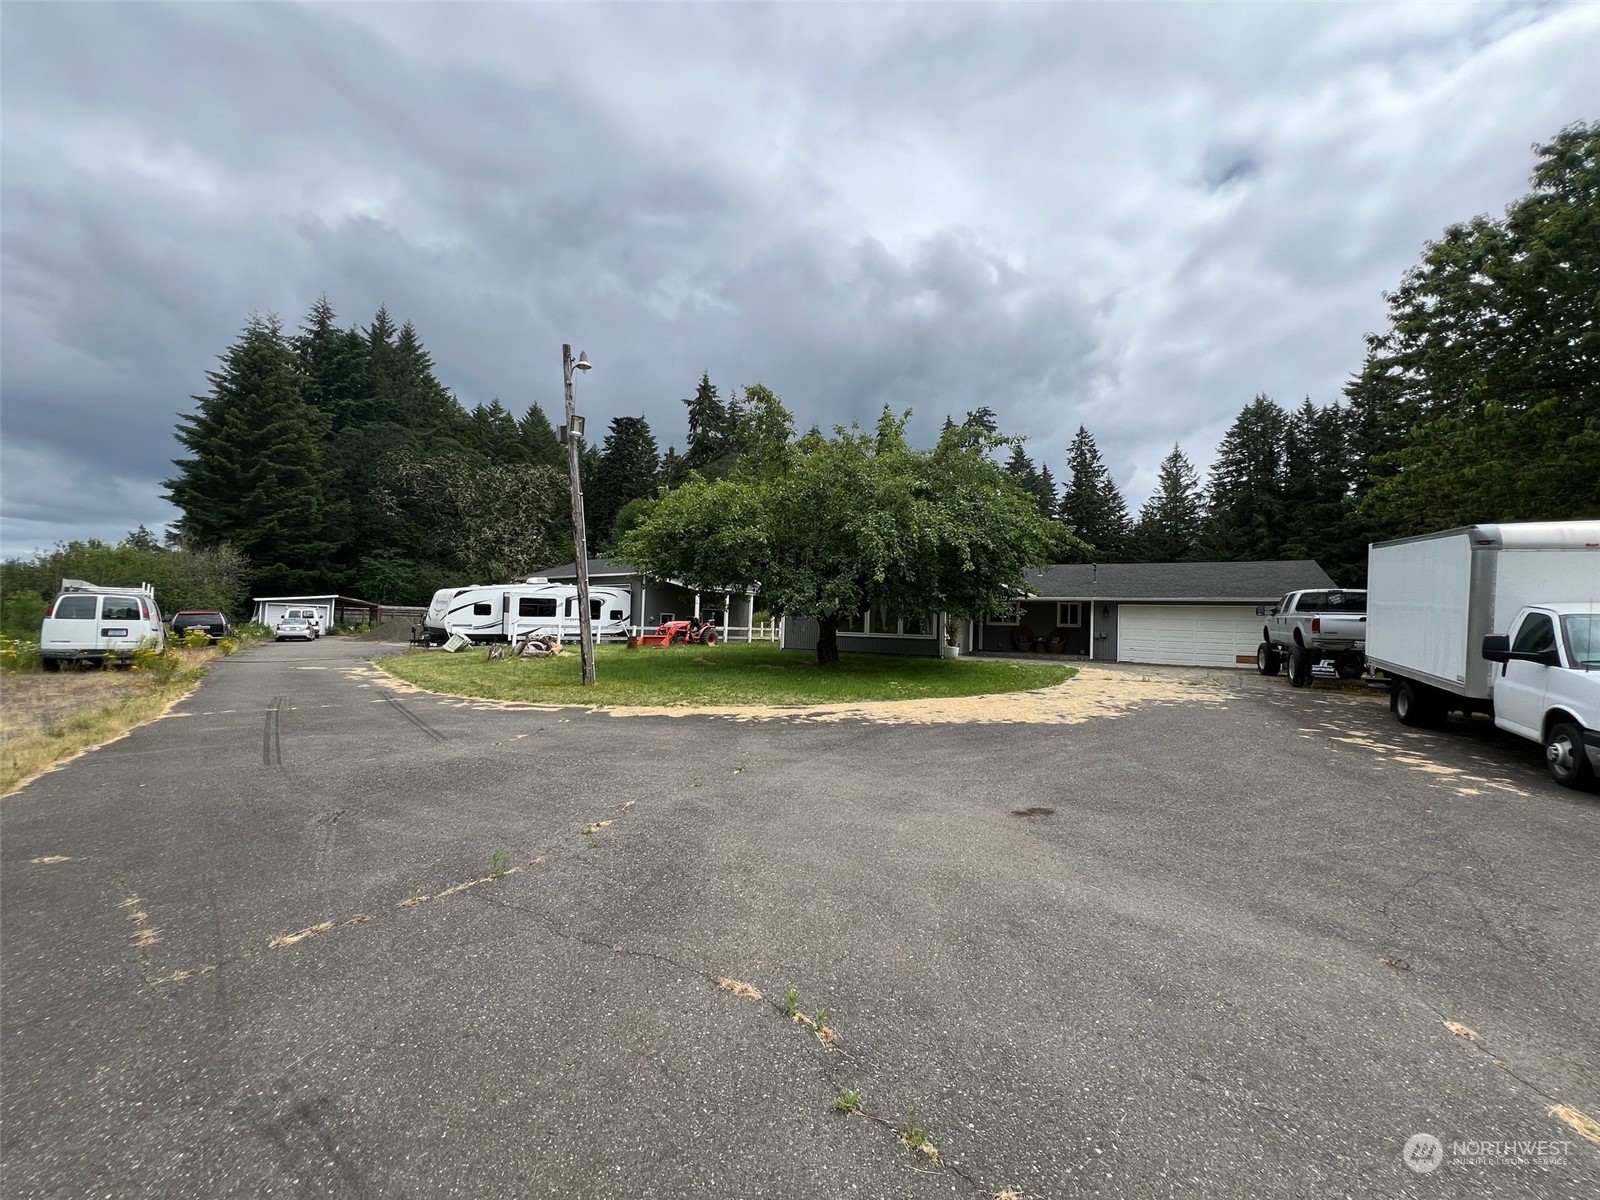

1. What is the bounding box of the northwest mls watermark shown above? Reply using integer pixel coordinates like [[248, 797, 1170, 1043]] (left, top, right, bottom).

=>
[[1403, 1132, 1576, 1173]]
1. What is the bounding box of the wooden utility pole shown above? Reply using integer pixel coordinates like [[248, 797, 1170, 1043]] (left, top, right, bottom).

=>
[[563, 343, 596, 685]]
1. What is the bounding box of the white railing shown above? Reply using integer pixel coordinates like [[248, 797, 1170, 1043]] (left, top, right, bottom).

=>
[[719, 620, 779, 642]]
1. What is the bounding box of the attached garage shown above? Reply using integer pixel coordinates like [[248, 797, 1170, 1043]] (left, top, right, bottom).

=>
[[1116, 604, 1263, 667], [965, 559, 1340, 667]]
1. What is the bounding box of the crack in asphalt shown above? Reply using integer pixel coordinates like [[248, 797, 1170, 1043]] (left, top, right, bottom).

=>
[[467, 885, 1005, 1197]]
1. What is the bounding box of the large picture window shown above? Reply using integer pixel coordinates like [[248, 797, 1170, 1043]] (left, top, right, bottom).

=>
[[841, 605, 932, 637]]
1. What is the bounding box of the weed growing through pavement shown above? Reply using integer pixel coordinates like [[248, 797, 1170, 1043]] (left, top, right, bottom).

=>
[[833, 1090, 861, 1115], [902, 1106, 929, 1151], [491, 848, 510, 879], [784, 987, 800, 1019]]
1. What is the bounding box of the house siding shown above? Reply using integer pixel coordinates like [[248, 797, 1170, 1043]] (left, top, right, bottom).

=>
[[783, 618, 940, 657]]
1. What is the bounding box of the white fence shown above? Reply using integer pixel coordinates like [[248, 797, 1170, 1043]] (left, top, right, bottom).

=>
[[720, 620, 779, 642]]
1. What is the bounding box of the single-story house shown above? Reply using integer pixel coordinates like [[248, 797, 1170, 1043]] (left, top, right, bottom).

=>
[[249, 594, 384, 629], [782, 559, 1339, 668], [539, 558, 766, 639]]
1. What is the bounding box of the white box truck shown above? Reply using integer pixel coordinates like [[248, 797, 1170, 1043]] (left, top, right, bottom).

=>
[[1366, 522, 1600, 787]]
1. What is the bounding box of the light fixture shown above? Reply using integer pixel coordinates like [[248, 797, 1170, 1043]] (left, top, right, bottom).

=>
[[575, 350, 591, 373]]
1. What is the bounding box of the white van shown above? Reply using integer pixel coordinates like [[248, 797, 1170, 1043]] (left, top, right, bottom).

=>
[[39, 580, 166, 670]]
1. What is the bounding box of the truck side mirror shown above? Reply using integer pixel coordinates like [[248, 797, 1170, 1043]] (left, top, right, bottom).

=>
[[1255, 604, 1277, 617], [1482, 635, 1511, 663]]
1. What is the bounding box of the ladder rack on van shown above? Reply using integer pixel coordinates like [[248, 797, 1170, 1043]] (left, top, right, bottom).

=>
[[58, 578, 158, 599]]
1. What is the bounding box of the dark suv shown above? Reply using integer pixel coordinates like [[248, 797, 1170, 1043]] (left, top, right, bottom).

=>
[[171, 610, 231, 641]]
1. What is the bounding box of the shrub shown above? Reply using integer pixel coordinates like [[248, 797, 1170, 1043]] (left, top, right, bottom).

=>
[[182, 627, 212, 649], [0, 636, 40, 673], [131, 640, 180, 682], [234, 622, 273, 645], [216, 637, 239, 656]]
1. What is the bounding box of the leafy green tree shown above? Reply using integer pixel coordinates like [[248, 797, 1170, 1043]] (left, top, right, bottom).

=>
[[2, 531, 250, 621], [1359, 122, 1600, 532], [1132, 445, 1205, 561], [728, 384, 796, 479], [1201, 396, 1288, 561], [620, 412, 1059, 663], [1058, 426, 1131, 559], [166, 315, 334, 593], [378, 451, 566, 584]]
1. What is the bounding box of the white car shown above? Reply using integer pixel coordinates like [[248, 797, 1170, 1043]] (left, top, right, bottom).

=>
[[274, 619, 315, 642]]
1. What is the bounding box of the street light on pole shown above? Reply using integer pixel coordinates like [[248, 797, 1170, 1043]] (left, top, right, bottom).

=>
[[562, 344, 596, 686]]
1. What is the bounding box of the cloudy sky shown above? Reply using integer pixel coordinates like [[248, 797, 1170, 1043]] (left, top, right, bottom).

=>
[[2, 2, 1596, 559]]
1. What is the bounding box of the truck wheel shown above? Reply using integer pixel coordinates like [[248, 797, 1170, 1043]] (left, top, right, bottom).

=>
[[1394, 680, 1436, 727], [1256, 643, 1281, 676], [1334, 653, 1365, 681], [1288, 645, 1312, 688], [1544, 722, 1595, 788]]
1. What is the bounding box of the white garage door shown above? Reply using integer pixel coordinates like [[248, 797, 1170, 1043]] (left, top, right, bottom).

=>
[[1117, 604, 1260, 667]]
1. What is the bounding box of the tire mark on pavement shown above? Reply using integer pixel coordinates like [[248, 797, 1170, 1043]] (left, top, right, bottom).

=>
[[262, 696, 284, 767], [382, 693, 447, 742]]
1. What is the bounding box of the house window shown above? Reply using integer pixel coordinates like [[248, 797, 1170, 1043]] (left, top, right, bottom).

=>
[[519, 597, 557, 618], [986, 603, 1021, 626], [838, 609, 867, 633], [1057, 602, 1083, 628], [900, 612, 931, 637]]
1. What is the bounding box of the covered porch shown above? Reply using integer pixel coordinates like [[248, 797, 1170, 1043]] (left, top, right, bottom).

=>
[[968, 598, 1103, 658]]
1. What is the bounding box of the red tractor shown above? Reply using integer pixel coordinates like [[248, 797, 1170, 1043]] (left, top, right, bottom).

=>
[[635, 615, 720, 647]]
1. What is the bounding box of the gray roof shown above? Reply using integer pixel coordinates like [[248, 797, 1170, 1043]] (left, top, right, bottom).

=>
[[1022, 559, 1336, 601], [535, 557, 637, 581]]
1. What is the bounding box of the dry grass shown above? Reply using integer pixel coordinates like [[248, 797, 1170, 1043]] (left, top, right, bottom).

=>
[[1, 646, 221, 797], [715, 977, 763, 1001], [1549, 1104, 1600, 1145], [1443, 1020, 1478, 1040]]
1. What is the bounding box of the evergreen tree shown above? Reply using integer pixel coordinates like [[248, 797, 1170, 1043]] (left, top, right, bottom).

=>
[[589, 416, 661, 548], [518, 402, 567, 471], [1359, 122, 1600, 533], [962, 407, 1000, 433], [1202, 395, 1288, 560], [1057, 426, 1131, 559], [469, 399, 521, 462], [1033, 463, 1058, 520], [166, 315, 333, 592], [1132, 445, 1205, 561], [296, 296, 369, 431], [682, 372, 731, 475]]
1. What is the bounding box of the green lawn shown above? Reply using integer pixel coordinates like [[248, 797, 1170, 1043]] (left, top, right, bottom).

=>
[[378, 641, 1077, 707]]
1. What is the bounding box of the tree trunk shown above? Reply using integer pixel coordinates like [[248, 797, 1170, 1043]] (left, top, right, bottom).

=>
[[815, 614, 840, 665]]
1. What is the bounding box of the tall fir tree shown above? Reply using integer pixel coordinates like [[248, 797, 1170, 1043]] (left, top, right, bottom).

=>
[[166, 316, 333, 593], [682, 372, 731, 475], [1202, 395, 1288, 560], [1057, 426, 1131, 559], [518, 402, 568, 471], [589, 416, 661, 548], [1132, 445, 1205, 561]]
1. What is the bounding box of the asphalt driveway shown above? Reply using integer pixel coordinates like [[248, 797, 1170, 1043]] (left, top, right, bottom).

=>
[[3, 638, 1597, 1199]]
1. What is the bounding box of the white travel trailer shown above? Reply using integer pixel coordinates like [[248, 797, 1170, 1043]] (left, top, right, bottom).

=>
[[422, 578, 633, 645]]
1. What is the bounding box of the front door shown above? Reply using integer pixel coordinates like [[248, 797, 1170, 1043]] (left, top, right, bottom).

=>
[[1494, 610, 1556, 740]]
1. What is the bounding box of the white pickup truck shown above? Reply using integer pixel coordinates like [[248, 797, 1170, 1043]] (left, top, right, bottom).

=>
[[1255, 588, 1368, 687]]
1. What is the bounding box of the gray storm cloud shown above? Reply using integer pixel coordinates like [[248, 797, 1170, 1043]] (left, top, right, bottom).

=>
[[2, 0, 1596, 556]]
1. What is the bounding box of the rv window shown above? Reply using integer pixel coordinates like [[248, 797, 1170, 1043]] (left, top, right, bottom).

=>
[[564, 599, 573, 618], [52, 595, 98, 620], [102, 597, 142, 621], [519, 597, 558, 617], [472, 602, 492, 616], [609, 610, 623, 620], [591, 599, 603, 620]]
